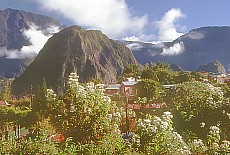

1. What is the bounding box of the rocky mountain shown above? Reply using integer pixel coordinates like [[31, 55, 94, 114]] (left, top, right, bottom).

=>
[[127, 26, 230, 72], [12, 25, 138, 94], [197, 60, 226, 74], [0, 8, 64, 77]]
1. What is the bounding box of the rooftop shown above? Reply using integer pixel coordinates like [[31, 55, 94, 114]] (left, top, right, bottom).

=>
[[106, 84, 121, 90]]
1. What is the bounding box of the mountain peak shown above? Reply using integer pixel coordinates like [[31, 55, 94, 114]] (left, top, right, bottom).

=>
[[197, 60, 226, 74], [12, 25, 138, 94], [0, 8, 65, 77]]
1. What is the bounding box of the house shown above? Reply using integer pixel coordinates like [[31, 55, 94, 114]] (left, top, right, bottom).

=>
[[105, 84, 121, 95], [120, 77, 137, 96]]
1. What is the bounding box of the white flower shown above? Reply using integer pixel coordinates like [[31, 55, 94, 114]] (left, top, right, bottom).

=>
[[220, 140, 230, 152], [160, 121, 169, 130], [209, 126, 220, 135], [143, 119, 151, 124], [227, 113, 230, 119], [200, 122, 205, 128]]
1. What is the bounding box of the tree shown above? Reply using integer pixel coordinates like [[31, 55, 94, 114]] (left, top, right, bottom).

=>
[[32, 79, 48, 117], [164, 82, 228, 138], [152, 62, 177, 84], [123, 64, 140, 78], [136, 79, 163, 102], [141, 67, 158, 80], [176, 71, 193, 83]]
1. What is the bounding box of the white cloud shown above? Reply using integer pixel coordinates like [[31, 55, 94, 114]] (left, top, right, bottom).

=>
[[0, 24, 60, 59], [185, 31, 205, 40], [154, 8, 185, 42], [32, 0, 147, 39], [122, 36, 140, 42], [160, 42, 185, 56], [122, 33, 158, 43], [126, 43, 143, 50]]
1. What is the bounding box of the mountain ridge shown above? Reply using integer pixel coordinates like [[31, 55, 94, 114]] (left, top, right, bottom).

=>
[[0, 8, 64, 77], [127, 26, 230, 72], [12, 25, 138, 94]]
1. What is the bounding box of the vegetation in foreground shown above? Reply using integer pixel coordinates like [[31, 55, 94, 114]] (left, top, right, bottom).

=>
[[0, 64, 229, 154]]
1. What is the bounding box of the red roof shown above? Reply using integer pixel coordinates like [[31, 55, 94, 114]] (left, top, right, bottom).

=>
[[128, 103, 166, 110], [50, 134, 65, 142]]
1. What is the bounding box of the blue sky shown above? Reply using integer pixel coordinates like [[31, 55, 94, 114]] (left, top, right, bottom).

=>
[[0, 0, 230, 42]]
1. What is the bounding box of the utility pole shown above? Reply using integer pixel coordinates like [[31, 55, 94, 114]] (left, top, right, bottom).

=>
[[125, 93, 129, 135], [30, 85, 33, 109]]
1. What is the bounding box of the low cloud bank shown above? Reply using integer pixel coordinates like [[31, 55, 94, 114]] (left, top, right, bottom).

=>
[[160, 42, 185, 56], [0, 24, 60, 59]]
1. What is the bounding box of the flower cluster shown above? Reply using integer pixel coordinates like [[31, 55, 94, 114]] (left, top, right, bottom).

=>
[[68, 72, 79, 87], [220, 140, 230, 153], [209, 126, 221, 136], [136, 112, 190, 154], [46, 88, 56, 102], [190, 139, 207, 153]]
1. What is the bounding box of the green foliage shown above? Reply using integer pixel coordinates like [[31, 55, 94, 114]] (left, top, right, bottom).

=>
[[164, 81, 228, 138], [141, 62, 193, 85], [165, 82, 224, 120], [47, 72, 122, 143], [0, 106, 30, 139], [136, 79, 163, 102], [32, 79, 48, 116], [141, 67, 158, 80], [1, 71, 229, 154], [136, 112, 190, 154], [176, 71, 193, 83], [123, 64, 140, 78], [217, 83, 230, 98], [0, 78, 13, 100], [0, 106, 29, 126]]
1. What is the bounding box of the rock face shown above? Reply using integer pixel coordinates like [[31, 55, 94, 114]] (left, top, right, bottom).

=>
[[197, 61, 226, 74], [127, 26, 230, 71], [169, 64, 184, 72], [12, 26, 138, 94], [0, 8, 63, 49], [0, 8, 64, 77]]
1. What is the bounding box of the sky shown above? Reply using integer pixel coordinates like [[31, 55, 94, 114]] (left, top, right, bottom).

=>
[[0, 0, 230, 58], [1, 0, 230, 42]]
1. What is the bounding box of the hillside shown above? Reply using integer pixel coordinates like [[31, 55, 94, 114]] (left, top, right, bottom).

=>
[[127, 26, 230, 72], [12, 25, 138, 94], [0, 8, 64, 77]]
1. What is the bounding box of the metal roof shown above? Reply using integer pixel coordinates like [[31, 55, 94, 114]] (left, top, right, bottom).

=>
[[106, 84, 121, 90], [122, 81, 137, 86]]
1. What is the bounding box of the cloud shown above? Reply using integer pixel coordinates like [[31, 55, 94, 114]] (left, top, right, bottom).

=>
[[0, 24, 60, 59], [126, 43, 143, 51], [154, 8, 185, 42], [185, 31, 205, 40], [32, 0, 147, 39], [122, 33, 158, 43], [122, 36, 140, 42], [160, 42, 185, 56]]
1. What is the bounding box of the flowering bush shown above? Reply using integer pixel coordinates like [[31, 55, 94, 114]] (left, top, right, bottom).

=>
[[164, 81, 228, 138], [136, 112, 190, 155], [46, 72, 123, 144]]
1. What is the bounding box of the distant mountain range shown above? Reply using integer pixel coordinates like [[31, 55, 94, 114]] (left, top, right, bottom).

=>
[[0, 8, 64, 77], [0, 8, 230, 94], [126, 26, 230, 72], [12, 26, 137, 94]]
